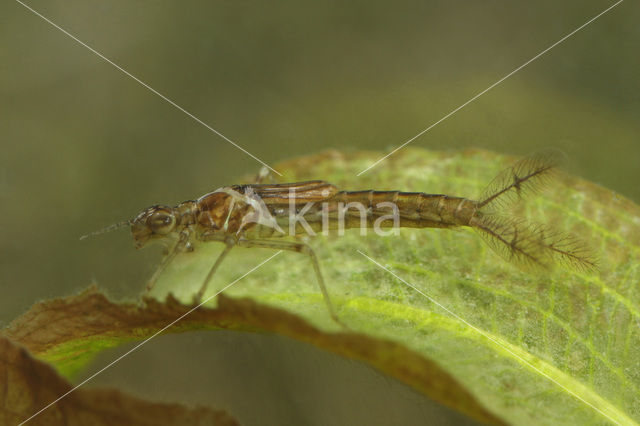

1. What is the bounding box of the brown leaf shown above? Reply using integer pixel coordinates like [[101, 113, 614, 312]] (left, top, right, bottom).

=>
[[3, 287, 505, 425], [0, 337, 239, 426]]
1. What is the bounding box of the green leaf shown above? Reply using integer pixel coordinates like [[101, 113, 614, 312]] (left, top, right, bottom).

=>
[[150, 148, 639, 425], [5, 148, 639, 425], [3, 288, 505, 425]]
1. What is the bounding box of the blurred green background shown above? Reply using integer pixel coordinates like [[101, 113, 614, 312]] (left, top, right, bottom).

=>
[[1, 1, 638, 424]]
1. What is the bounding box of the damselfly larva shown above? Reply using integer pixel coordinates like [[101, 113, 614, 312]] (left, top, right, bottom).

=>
[[82, 151, 595, 324]]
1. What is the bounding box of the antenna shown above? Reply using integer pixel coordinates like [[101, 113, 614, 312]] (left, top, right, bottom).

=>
[[79, 220, 132, 240]]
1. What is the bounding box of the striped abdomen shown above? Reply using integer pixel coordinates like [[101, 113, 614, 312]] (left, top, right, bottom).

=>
[[330, 191, 478, 230], [251, 190, 478, 237]]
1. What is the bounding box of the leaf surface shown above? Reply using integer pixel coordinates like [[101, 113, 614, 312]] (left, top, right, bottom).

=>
[[5, 148, 640, 425], [3, 288, 504, 425]]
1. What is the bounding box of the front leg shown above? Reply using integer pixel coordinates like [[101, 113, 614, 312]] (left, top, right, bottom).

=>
[[195, 234, 237, 301], [236, 238, 344, 327], [145, 229, 192, 293]]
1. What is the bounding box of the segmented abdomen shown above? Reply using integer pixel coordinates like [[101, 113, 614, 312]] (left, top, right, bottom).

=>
[[245, 190, 479, 238], [330, 191, 477, 229]]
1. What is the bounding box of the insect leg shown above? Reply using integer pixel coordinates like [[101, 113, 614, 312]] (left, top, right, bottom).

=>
[[236, 239, 344, 327], [195, 235, 236, 301], [253, 166, 275, 184], [145, 230, 191, 293]]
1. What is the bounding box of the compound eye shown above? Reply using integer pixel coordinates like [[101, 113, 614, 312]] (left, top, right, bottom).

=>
[[149, 211, 175, 234]]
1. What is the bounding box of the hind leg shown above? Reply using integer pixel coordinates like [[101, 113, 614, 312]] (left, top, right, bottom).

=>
[[237, 238, 345, 327]]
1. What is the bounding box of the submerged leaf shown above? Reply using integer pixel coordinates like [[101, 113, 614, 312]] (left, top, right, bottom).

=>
[[3, 288, 504, 425], [0, 337, 238, 426], [5, 148, 640, 425]]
